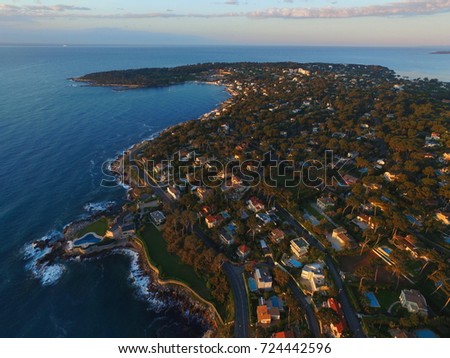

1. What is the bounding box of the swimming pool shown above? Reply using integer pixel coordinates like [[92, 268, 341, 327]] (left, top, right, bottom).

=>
[[364, 292, 381, 308], [381, 246, 392, 255], [73, 233, 102, 247]]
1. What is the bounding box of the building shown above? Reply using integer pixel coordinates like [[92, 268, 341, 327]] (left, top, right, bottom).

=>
[[332, 227, 352, 248], [343, 174, 358, 186], [301, 262, 326, 293], [356, 214, 376, 230], [256, 212, 272, 225], [384, 172, 400, 182], [257, 305, 271, 325], [237, 245, 250, 260], [205, 215, 221, 229], [290, 237, 309, 258], [317, 196, 336, 211], [436, 211, 450, 225], [167, 186, 181, 200], [149, 210, 166, 226], [269, 228, 285, 243], [272, 331, 295, 338], [247, 197, 265, 212], [219, 228, 235, 246], [254, 267, 273, 290], [327, 298, 346, 338], [399, 289, 428, 316], [196, 187, 213, 202]]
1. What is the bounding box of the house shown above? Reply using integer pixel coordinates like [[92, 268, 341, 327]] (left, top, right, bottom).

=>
[[301, 262, 326, 293], [436, 211, 450, 225], [343, 174, 358, 186], [219, 229, 235, 246], [327, 298, 346, 338], [256, 212, 272, 225], [149, 210, 166, 226], [269, 228, 285, 243], [167, 186, 181, 200], [356, 214, 376, 230], [272, 331, 295, 338], [205, 215, 221, 229], [122, 224, 136, 239], [384, 172, 400, 182], [254, 267, 273, 290], [317, 196, 336, 211], [266, 295, 285, 312], [399, 289, 428, 316], [290, 238, 310, 258], [247, 197, 265, 212], [196, 187, 213, 202], [332, 227, 352, 247], [237, 244, 251, 260], [392, 234, 419, 257], [257, 305, 271, 325]]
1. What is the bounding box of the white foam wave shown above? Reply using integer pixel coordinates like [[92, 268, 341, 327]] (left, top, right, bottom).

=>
[[83, 201, 116, 213], [113, 249, 166, 312], [23, 232, 66, 286]]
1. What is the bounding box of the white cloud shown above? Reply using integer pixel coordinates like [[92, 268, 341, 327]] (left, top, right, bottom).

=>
[[1, 0, 450, 19]]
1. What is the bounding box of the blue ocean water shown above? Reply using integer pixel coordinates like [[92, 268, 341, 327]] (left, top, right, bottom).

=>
[[0, 46, 448, 338]]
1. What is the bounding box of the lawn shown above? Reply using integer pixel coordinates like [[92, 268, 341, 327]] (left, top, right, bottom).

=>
[[376, 289, 400, 310], [139, 224, 213, 302], [76, 218, 109, 238]]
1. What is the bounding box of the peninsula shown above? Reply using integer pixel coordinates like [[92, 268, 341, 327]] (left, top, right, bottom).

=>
[[43, 62, 449, 339]]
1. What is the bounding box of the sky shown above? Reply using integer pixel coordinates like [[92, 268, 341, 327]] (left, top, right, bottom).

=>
[[0, 0, 450, 46]]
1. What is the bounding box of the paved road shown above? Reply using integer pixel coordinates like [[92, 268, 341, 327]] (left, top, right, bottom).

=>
[[287, 278, 321, 337], [222, 263, 250, 338], [276, 204, 366, 338]]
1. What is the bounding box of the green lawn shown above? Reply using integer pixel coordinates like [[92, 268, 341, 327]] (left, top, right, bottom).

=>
[[376, 290, 400, 310], [139, 224, 212, 302], [76, 218, 109, 238]]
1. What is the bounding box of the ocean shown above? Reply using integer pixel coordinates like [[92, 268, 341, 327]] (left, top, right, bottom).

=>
[[0, 46, 448, 338]]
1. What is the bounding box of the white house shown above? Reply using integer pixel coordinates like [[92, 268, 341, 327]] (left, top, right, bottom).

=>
[[399, 289, 428, 316]]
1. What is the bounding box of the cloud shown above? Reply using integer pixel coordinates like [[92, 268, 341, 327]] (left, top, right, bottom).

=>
[[0, 3, 90, 16], [1, 0, 450, 19], [224, 0, 239, 4], [248, 0, 450, 18]]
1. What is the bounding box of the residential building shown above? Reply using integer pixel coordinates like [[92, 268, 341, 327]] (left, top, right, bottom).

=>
[[317, 196, 336, 211], [257, 305, 271, 325], [399, 289, 428, 316], [327, 298, 346, 338], [149, 210, 166, 226], [272, 331, 295, 338], [356, 214, 376, 230], [384, 172, 400, 182], [290, 237, 310, 258], [436, 211, 450, 225], [237, 245, 250, 260], [301, 262, 326, 293], [256, 212, 272, 225], [247, 197, 265, 212], [332, 227, 352, 248], [167, 186, 181, 200], [254, 267, 273, 290], [196, 187, 213, 202], [219, 227, 235, 246], [269, 228, 285, 243], [205, 215, 221, 229]]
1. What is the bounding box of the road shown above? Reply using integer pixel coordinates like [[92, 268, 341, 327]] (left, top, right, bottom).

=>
[[287, 278, 321, 337], [131, 159, 250, 337], [276, 204, 366, 338], [222, 263, 250, 338]]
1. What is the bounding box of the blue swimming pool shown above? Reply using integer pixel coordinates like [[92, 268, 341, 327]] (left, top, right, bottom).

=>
[[364, 292, 381, 308], [381, 246, 392, 255], [248, 278, 257, 292], [414, 329, 439, 338], [74, 233, 102, 247]]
